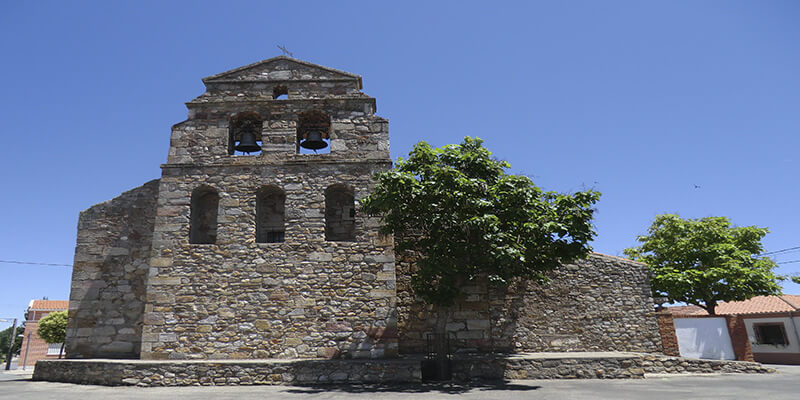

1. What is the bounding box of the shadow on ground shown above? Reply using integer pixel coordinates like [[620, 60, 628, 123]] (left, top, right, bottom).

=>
[[285, 381, 541, 395]]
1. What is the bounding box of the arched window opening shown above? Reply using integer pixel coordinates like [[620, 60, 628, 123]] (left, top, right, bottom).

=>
[[297, 110, 331, 154], [190, 186, 219, 244], [256, 186, 286, 243], [325, 184, 355, 242], [228, 112, 263, 155], [273, 85, 288, 100]]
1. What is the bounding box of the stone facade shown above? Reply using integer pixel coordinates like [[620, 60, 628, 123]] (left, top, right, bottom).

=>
[[143, 57, 394, 360], [66, 57, 396, 361], [64, 57, 664, 366], [398, 253, 662, 355]]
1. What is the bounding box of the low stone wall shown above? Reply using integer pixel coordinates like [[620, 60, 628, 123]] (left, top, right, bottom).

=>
[[455, 353, 773, 381], [453, 353, 646, 380], [639, 354, 771, 374], [33, 353, 773, 387], [33, 358, 421, 386]]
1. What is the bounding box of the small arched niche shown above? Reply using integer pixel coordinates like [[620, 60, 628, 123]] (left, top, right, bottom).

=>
[[297, 110, 331, 154], [190, 186, 219, 244], [325, 184, 355, 242], [273, 85, 288, 100], [256, 185, 286, 243], [228, 111, 263, 155]]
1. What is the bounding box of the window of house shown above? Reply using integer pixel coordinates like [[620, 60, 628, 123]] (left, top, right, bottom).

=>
[[297, 110, 331, 154], [256, 185, 286, 243], [228, 112, 263, 155], [46, 343, 63, 356], [754, 323, 789, 345], [190, 186, 219, 244], [325, 184, 355, 241]]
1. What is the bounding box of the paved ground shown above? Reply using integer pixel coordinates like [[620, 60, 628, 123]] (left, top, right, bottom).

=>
[[1, 365, 799, 399]]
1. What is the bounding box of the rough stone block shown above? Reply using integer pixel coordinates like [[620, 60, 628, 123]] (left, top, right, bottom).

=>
[[148, 276, 181, 285], [150, 257, 173, 267], [466, 319, 490, 330], [307, 252, 332, 262]]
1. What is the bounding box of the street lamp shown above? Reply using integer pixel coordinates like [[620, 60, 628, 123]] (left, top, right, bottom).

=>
[[21, 332, 30, 371]]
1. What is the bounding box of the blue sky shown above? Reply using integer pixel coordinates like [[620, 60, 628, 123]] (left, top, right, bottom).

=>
[[1, 1, 799, 326]]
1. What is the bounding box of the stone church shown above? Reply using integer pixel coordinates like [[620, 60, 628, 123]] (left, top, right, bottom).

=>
[[65, 57, 662, 362]]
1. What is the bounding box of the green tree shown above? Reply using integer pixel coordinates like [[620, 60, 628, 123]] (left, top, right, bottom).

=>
[[624, 214, 782, 315], [361, 137, 600, 376], [37, 311, 67, 359], [0, 324, 25, 363]]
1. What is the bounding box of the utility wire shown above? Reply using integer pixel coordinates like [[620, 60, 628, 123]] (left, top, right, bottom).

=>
[[0, 260, 72, 267], [761, 246, 800, 256], [2, 257, 797, 266]]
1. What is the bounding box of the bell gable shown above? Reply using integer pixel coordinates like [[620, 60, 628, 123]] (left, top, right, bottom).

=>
[[202, 56, 362, 88]]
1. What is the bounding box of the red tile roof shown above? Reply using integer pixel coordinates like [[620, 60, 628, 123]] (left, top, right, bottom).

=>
[[28, 300, 68, 311], [663, 305, 708, 316], [665, 295, 800, 316], [781, 294, 800, 309]]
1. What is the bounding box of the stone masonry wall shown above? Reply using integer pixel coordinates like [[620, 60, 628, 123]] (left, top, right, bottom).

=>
[[201, 56, 365, 100], [397, 253, 662, 355], [168, 107, 387, 166], [141, 58, 395, 361], [142, 162, 396, 360], [66, 180, 159, 358]]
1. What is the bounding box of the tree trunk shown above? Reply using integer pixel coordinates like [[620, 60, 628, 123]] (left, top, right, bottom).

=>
[[58, 342, 64, 359], [433, 305, 451, 380], [704, 300, 717, 315]]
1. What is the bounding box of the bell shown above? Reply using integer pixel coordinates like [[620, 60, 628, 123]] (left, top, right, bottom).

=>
[[300, 130, 328, 151], [235, 131, 261, 153]]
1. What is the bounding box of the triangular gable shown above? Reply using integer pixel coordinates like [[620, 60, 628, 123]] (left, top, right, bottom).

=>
[[202, 56, 361, 85]]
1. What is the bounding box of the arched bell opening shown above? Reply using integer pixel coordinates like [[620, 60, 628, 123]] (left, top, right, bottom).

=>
[[297, 110, 331, 154], [228, 111, 264, 155], [256, 185, 286, 243], [190, 185, 219, 244]]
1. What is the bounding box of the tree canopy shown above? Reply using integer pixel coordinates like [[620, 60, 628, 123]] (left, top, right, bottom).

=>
[[361, 137, 600, 307], [624, 214, 782, 314], [0, 324, 24, 361], [37, 311, 67, 345]]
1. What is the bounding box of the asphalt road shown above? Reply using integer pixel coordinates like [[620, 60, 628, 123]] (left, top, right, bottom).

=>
[[1, 366, 799, 399]]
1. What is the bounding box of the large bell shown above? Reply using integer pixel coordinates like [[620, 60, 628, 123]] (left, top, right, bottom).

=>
[[235, 131, 261, 153], [300, 130, 328, 151]]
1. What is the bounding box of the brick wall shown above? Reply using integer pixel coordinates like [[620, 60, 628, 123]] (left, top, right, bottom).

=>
[[656, 312, 680, 356], [726, 314, 754, 362], [19, 320, 60, 367]]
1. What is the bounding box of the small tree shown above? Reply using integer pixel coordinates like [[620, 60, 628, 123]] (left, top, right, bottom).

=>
[[624, 214, 782, 315], [37, 311, 67, 359], [0, 324, 25, 362], [362, 137, 599, 377]]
